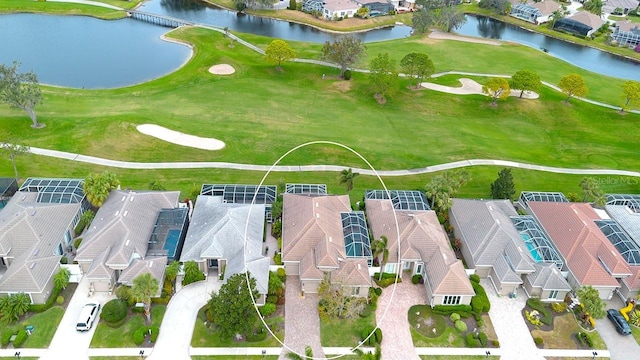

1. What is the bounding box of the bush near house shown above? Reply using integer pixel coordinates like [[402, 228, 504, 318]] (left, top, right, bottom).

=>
[[551, 302, 567, 313], [259, 303, 276, 317], [361, 325, 382, 345], [432, 304, 473, 318], [534, 336, 544, 346], [526, 298, 552, 325], [12, 330, 27, 348], [412, 274, 423, 284], [454, 319, 467, 332], [478, 332, 488, 346], [469, 274, 480, 283], [100, 299, 128, 327], [465, 332, 481, 347], [1, 329, 13, 346], [276, 268, 286, 283], [470, 281, 490, 314]]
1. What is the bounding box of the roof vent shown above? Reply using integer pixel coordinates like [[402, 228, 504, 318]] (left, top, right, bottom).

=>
[[30, 209, 36, 216], [496, 219, 501, 225], [315, 202, 318, 207], [29, 263, 36, 270], [443, 253, 447, 260], [130, 196, 134, 202], [125, 239, 130, 246], [123, 211, 128, 217], [417, 219, 421, 225], [33, 249, 39, 256], [329, 237, 332, 242], [316, 213, 320, 218], [489, 205, 493, 211], [357, 263, 361, 270], [115, 211, 119, 216], [121, 196, 126, 202], [149, 261, 153, 268]]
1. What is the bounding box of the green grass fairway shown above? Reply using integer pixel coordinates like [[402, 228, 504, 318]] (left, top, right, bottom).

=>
[[0, 25, 639, 197], [0, 0, 125, 19]]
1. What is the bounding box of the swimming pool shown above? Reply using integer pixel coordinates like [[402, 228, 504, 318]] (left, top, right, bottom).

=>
[[164, 229, 181, 259], [520, 233, 543, 263]]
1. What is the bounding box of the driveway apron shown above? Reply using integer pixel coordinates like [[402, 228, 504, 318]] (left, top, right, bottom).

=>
[[596, 296, 640, 360], [483, 280, 544, 360], [375, 278, 424, 360], [148, 276, 220, 360], [278, 276, 325, 359]]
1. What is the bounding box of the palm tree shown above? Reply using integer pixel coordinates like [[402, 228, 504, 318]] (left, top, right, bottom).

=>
[[83, 171, 120, 208], [165, 261, 181, 294], [579, 177, 602, 203], [285, 345, 313, 359], [0, 293, 31, 324], [339, 168, 359, 194], [53, 267, 71, 290], [131, 273, 159, 324], [372, 236, 389, 281], [353, 343, 382, 360]]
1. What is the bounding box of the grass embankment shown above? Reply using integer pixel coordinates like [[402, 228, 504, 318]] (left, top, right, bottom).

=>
[[320, 314, 376, 346], [0, 26, 638, 198], [0, 307, 64, 348], [0, 0, 126, 19]]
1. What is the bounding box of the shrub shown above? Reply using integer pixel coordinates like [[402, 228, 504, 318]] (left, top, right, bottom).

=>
[[133, 327, 146, 345], [246, 326, 267, 342], [465, 333, 481, 347], [470, 281, 490, 313], [1, 329, 13, 346], [276, 268, 286, 283], [376, 276, 401, 288], [454, 320, 467, 333], [101, 299, 128, 324], [343, 70, 352, 80], [551, 302, 567, 313], [150, 326, 160, 342], [259, 303, 276, 317], [60, 256, 68, 264], [492, 339, 500, 347], [12, 330, 27, 348], [373, 327, 382, 344], [526, 298, 552, 325], [579, 332, 593, 348], [478, 332, 488, 346], [411, 274, 423, 284], [359, 306, 372, 318], [29, 286, 61, 313], [74, 237, 83, 249], [267, 295, 278, 304], [273, 252, 282, 265], [151, 296, 170, 305], [476, 318, 484, 327], [469, 274, 480, 283], [534, 336, 544, 346], [450, 313, 461, 322], [56, 296, 64, 305], [374, 287, 382, 296], [432, 304, 473, 318]]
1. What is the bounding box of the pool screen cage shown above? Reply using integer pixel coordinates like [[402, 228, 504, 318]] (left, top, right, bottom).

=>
[[341, 211, 373, 265], [511, 215, 564, 269], [596, 219, 640, 266], [606, 194, 640, 212], [554, 18, 592, 36], [147, 207, 189, 261]]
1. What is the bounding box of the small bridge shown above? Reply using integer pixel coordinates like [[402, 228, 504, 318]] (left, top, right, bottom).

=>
[[127, 11, 193, 28]]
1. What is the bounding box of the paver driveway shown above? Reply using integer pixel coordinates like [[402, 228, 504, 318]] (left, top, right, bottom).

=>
[[597, 296, 640, 360], [375, 278, 425, 360]]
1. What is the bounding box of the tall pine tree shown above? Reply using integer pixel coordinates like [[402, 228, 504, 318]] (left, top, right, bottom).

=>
[[490, 168, 516, 200]]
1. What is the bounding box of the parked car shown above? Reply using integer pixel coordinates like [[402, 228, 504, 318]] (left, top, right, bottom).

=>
[[607, 309, 632, 335], [76, 303, 101, 332]]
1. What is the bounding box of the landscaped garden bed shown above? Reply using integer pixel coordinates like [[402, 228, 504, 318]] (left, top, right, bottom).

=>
[[522, 299, 606, 350], [90, 304, 166, 348]]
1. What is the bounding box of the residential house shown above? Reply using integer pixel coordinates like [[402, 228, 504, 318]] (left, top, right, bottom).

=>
[[367, 194, 475, 306], [603, 0, 639, 15], [612, 20, 640, 46], [0, 178, 88, 303], [282, 193, 371, 296], [75, 190, 184, 293], [389, 0, 415, 11], [528, 202, 631, 300], [353, 0, 393, 16], [554, 11, 605, 37], [509, 0, 561, 24], [302, 0, 324, 13], [524, 262, 572, 301], [323, 0, 361, 19], [602, 199, 640, 299], [180, 195, 269, 305]]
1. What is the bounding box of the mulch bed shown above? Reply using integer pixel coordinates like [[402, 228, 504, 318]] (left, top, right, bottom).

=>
[[521, 305, 563, 332]]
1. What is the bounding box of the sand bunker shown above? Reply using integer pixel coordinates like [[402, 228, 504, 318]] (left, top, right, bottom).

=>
[[208, 64, 235, 75], [420, 78, 539, 99], [428, 30, 502, 46], [137, 124, 225, 151]]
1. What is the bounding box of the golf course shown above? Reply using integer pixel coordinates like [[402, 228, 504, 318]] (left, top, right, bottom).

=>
[[0, 0, 639, 201]]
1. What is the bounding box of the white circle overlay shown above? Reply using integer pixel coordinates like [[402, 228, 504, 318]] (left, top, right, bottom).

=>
[[242, 141, 403, 359]]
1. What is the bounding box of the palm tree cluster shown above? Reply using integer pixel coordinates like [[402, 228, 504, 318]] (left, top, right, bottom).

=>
[[83, 171, 120, 208], [579, 177, 606, 207], [425, 169, 471, 219]]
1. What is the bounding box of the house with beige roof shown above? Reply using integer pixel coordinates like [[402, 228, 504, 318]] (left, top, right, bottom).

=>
[[554, 11, 605, 37], [75, 190, 184, 294], [282, 193, 371, 296], [0, 178, 88, 303], [180, 195, 269, 305], [528, 202, 631, 300], [366, 193, 474, 306]]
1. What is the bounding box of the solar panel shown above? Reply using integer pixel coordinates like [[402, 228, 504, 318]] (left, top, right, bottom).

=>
[[595, 219, 640, 266], [200, 184, 277, 204], [285, 184, 327, 195], [341, 212, 372, 264], [19, 178, 85, 204], [606, 194, 640, 212], [511, 215, 564, 269], [365, 190, 430, 211], [518, 191, 569, 207]]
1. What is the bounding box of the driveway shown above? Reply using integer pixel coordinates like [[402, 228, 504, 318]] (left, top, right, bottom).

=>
[[148, 276, 220, 360], [375, 278, 424, 360], [482, 280, 545, 360], [278, 276, 324, 359], [41, 277, 115, 360], [596, 296, 640, 360]]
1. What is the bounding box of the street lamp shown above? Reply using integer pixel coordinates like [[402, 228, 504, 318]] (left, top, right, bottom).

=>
[[592, 351, 598, 359]]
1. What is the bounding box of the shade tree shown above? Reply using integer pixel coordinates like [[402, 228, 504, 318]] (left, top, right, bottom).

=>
[[0, 133, 29, 182], [0, 61, 43, 128], [577, 285, 606, 319], [482, 78, 510, 105], [490, 168, 516, 200], [621, 80, 640, 113], [265, 40, 296, 72], [400, 53, 435, 89], [207, 273, 259, 340], [369, 53, 398, 103], [558, 73, 588, 104], [509, 70, 541, 98], [321, 36, 366, 78]]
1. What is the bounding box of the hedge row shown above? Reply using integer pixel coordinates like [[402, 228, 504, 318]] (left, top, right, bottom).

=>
[[133, 325, 160, 345], [29, 286, 62, 313], [432, 304, 473, 318], [470, 281, 490, 314]]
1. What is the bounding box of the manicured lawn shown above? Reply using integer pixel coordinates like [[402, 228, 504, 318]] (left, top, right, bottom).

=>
[[609, 15, 640, 24], [191, 307, 283, 347], [530, 313, 607, 350], [320, 314, 376, 347], [0, 0, 125, 19], [0, 306, 64, 348], [90, 305, 166, 348], [408, 305, 465, 347]]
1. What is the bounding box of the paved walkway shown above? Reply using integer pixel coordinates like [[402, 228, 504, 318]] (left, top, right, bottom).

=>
[[278, 276, 325, 359], [375, 276, 424, 360], [147, 275, 221, 360], [23, 146, 640, 178]]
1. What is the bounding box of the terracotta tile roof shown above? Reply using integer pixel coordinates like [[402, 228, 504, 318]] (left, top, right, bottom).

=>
[[528, 202, 630, 287], [300, 251, 324, 280], [331, 258, 372, 287], [366, 198, 473, 296]]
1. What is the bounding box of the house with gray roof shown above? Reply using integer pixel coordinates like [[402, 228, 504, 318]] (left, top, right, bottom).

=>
[[524, 262, 571, 301], [180, 195, 269, 305], [450, 199, 569, 300], [366, 197, 474, 306], [0, 178, 87, 303], [282, 193, 371, 296], [75, 190, 181, 293]]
